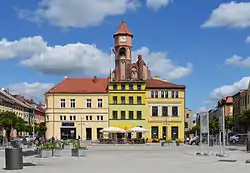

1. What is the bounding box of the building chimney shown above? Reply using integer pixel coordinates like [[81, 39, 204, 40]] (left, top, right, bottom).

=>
[[154, 76, 159, 80], [64, 76, 68, 79], [93, 76, 97, 83], [163, 79, 167, 82], [137, 55, 143, 80]]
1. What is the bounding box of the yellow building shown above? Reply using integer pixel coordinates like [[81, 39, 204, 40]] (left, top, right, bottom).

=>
[[45, 77, 109, 140], [146, 77, 186, 141], [108, 82, 147, 134]]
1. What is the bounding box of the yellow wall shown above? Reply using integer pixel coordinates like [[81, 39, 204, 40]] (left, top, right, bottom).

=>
[[108, 82, 148, 134], [45, 93, 109, 140], [146, 89, 185, 140]]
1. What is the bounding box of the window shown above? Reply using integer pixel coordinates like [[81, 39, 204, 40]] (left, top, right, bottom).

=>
[[161, 91, 164, 98], [70, 115, 73, 120], [165, 91, 168, 98], [113, 84, 117, 90], [70, 99, 75, 108], [129, 96, 133, 104], [98, 99, 103, 108], [87, 99, 91, 108], [172, 106, 178, 116], [137, 96, 142, 104], [121, 84, 126, 90], [113, 96, 117, 104], [137, 84, 141, 90], [121, 96, 126, 104], [121, 111, 126, 120], [151, 91, 154, 98], [129, 84, 133, 90], [155, 91, 158, 98], [63, 116, 66, 120], [129, 111, 134, 119], [86, 116, 89, 120], [137, 111, 142, 120], [89, 116, 92, 120], [186, 113, 189, 118], [100, 116, 103, 121], [73, 116, 76, 121], [162, 106, 168, 116], [151, 126, 159, 139], [60, 99, 66, 108], [152, 106, 158, 116], [175, 91, 179, 98], [113, 111, 118, 119], [60, 115, 63, 121], [97, 116, 100, 120], [185, 122, 188, 128], [171, 91, 175, 98]]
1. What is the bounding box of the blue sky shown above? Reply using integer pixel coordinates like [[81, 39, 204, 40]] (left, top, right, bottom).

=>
[[1, 0, 250, 113]]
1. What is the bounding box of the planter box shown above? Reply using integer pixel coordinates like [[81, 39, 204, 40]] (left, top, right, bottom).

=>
[[63, 145, 72, 150], [38, 149, 53, 158], [71, 148, 87, 157]]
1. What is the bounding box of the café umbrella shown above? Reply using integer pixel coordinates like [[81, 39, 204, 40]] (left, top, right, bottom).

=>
[[127, 127, 150, 133], [100, 127, 126, 133]]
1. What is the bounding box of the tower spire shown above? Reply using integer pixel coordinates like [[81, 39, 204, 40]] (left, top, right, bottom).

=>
[[113, 20, 133, 37]]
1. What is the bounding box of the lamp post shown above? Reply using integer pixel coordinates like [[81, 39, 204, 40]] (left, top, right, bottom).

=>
[[78, 117, 84, 139]]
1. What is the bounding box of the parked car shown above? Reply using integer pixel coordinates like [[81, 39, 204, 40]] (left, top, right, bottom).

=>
[[229, 134, 247, 144]]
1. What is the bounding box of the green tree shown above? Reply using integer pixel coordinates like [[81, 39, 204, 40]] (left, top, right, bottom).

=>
[[225, 116, 233, 131], [36, 122, 47, 136], [239, 109, 250, 132]]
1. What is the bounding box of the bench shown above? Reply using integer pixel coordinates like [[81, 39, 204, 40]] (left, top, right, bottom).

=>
[[10, 140, 38, 157]]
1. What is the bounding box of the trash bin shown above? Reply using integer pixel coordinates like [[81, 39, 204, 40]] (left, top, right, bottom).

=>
[[5, 148, 23, 170], [160, 140, 164, 147]]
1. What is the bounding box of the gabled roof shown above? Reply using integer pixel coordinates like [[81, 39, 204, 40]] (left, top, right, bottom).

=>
[[114, 20, 133, 37], [146, 79, 185, 89], [46, 77, 109, 94]]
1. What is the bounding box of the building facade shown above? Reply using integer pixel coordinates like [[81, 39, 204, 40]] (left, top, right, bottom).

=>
[[217, 96, 233, 117], [233, 87, 250, 132], [146, 78, 185, 140], [45, 20, 186, 141], [45, 77, 109, 140], [184, 108, 193, 132]]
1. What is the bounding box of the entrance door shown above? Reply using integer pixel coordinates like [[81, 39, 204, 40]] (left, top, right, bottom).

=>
[[97, 128, 103, 139], [162, 126, 167, 139], [171, 126, 178, 140], [86, 128, 92, 140], [60, 128, 76, 140], [151, 126, 159, 139]]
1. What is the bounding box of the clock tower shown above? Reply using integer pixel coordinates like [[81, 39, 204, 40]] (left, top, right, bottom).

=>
[[113, 20, 133, 81]]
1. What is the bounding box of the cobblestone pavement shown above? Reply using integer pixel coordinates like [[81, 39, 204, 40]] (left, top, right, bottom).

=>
[[0, 144, 250, 173]]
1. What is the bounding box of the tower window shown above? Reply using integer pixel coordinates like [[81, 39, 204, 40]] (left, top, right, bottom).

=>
[[119, 47, 126, 56]]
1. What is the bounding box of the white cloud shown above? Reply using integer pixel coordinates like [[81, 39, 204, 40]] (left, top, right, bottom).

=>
[[0, 36, 46, 60], [134, 47, 192, 80], [197, 106, 209, 112], [202, 1, 250, 28], [245, 36, 250, 43], [6, 82, 54, 101], [21, 43, 113, 76], [210, 77, 250, 99], [0, 36, 191, 79], [225, 54, 250, 67], [146, 0, 172, 11], [18, 0, 171, 28]]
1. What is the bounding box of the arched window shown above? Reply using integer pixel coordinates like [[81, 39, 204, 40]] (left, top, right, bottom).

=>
[[119, 47, 126, 56]]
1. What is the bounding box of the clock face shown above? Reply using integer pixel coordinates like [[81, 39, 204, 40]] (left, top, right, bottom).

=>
[[119, 36, 127, 42]]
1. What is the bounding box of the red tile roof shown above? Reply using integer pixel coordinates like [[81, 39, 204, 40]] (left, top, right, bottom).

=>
[[47, 77, 109, 94], [146, 79, 186, 89], [114, 20, 133, 37]]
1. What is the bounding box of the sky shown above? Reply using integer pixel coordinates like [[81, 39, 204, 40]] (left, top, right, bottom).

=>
[[1, 0, 250, 113]]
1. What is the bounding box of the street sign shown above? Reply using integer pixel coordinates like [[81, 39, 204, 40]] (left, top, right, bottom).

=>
[[200, 111, 209, 133]]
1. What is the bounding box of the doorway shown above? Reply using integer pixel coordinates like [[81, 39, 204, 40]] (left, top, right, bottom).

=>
[[86, 128, 92, 140], [171, 126, 179, 140], [97, 128, 103, 139], [60, 128, 76, 140], [162, 126, 167, 139]]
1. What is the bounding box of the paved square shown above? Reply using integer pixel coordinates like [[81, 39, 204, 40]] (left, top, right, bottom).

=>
[[0, 144, 250, 173]]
